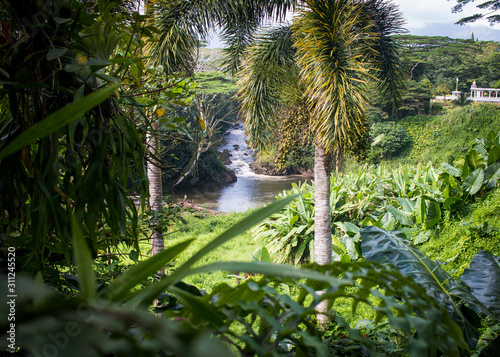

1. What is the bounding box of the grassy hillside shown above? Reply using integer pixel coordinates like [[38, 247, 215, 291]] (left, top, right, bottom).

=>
[[193, 71, 237, 96], [399, 104, 500, 165], [358, 103, 500, 170]]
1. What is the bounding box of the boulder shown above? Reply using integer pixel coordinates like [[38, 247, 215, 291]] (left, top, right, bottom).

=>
[[219, 149, 232, 165]]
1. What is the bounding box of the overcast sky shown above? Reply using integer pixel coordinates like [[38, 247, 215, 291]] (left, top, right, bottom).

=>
[[206, 0, 500, 47], [395, 0, 489, 30]]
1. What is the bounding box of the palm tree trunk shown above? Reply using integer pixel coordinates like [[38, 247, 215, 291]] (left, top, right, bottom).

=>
[[314, 144, 332, 265], [314, 144, 332, 325], [147, 121, 164, 256]]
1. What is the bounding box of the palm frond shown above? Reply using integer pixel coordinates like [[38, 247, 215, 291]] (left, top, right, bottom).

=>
[[237, 25, 297, 151], [145, 0, 216, 73], [361, 0, 408, 113], [220, 16, 261, 75], [147, 0, 297, 75], [293, 0, 372, 153], [219, 0, 297, 74]]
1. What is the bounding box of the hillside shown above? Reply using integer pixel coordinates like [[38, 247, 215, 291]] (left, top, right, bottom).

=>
[[364, 103, 500, 168], [196, 36, 500, 174]]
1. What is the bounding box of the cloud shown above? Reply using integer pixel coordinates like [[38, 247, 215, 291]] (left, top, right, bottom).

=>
[[393, 0, 500, 41], [206, 1, 500, 48], [394, 0, 491, 29]]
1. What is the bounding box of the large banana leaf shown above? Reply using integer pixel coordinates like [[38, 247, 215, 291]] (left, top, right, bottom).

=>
[[386, 205, 413, 226], [466, 149, 486, 171], [486, 145, 500, 165], [441, 163, 460, 177], [360, 226, 493, 349], [464, 168, 485, 195], [484, 162, 500, 189], [461, 251, 500, 319]]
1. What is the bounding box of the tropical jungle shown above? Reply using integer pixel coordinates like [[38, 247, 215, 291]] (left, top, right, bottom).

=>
[[1, 0, 500, 356]]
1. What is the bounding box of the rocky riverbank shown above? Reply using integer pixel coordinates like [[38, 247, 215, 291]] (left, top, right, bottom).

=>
[[250, 159, 314, 176]]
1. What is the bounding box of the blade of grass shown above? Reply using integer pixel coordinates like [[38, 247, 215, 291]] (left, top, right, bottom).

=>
[[103, 239, 194, 302], [71, 215, 97, 301], [169, 286, 224, 328]]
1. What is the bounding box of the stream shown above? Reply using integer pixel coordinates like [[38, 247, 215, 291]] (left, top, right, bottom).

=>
[[173, 123, 310, 212]]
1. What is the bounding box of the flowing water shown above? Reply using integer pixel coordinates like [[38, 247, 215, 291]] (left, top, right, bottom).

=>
[[173, 123, 310, 212]]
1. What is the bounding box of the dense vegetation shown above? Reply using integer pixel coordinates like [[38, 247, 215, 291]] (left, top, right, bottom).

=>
[[160, 36, 500, 177], [235, 35, 500, 172], [396, 35, 500, 90], [1, 1, 500, 356]]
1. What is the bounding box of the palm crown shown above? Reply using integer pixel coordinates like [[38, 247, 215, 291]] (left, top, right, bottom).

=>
[[238, 0, 406, 154]]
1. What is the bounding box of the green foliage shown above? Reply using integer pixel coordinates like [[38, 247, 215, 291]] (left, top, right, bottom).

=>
[[0, 84, 120, 160], [253, 182, 315, 265], [1, 193, 471, 357], [194, 261, 466, 357], [441, 130, 500, 199], [0, 1, 154, 269], [361, 227, 497, 350], [461, 251, 500, 318], [368, 121, 411, 163], [396, 35, 500, 90], [437, 83, 451, 95], [257, 130, 500, 265], [0, 1, 204, 272], [396, 79, 433, 117], [419, 186, 500, 278], [396, 105, 500, 167]]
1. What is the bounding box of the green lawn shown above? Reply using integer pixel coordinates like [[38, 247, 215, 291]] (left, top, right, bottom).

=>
[[160, 211, 259, 291]]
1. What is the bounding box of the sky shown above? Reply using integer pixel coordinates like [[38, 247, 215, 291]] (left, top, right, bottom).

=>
[[396, 0, 476, 30], [207, 0, 500, 47], [394, 0, 499, 39]]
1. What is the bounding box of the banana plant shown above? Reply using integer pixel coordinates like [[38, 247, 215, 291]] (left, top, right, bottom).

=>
[[252, 182, 315, 265], [257, 131, 500, 264], [442, 130, 500, 197]]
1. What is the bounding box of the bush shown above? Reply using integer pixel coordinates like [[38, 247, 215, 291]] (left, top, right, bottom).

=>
[[368, 122, 411, 163]]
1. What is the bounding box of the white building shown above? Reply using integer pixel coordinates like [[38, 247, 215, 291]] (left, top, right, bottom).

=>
[[434, 81, 500, 103], [469, 81, 500, 103]]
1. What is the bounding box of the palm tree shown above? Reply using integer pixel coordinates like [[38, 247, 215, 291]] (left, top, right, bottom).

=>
[[237, 0, 406, 266]]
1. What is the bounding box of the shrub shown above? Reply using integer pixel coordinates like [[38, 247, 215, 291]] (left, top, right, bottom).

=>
[[368, 122, 411, 163]]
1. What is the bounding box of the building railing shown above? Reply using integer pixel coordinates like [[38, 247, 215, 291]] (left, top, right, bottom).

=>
[[468, 97, 500, 103]]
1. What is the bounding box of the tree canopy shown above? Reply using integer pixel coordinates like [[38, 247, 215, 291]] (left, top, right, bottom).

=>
[[453, 0, 500, 25]]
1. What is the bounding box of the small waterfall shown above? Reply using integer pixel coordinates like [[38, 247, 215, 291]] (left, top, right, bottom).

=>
[[219, 123, 255, 177], [174, 122, 308, 213]]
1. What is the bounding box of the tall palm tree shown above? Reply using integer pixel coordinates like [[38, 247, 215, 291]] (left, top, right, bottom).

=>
[[238, 0, 406, 265]]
